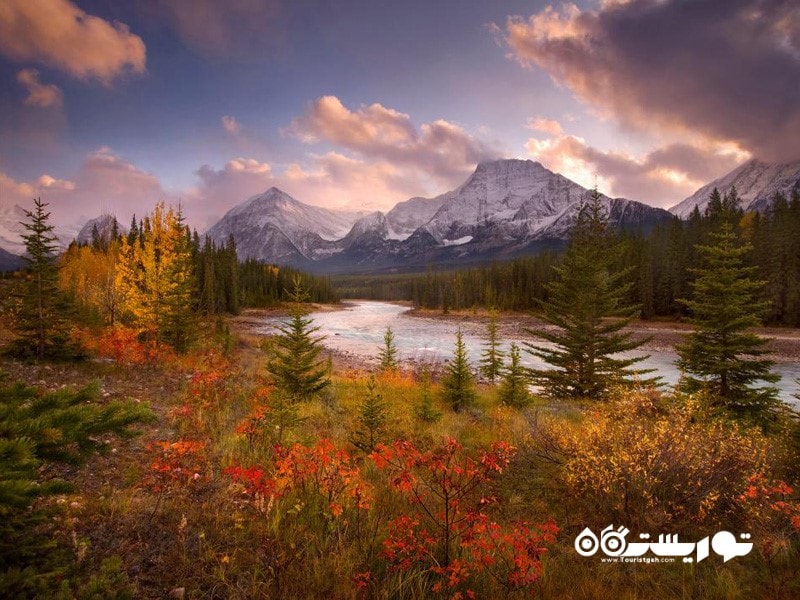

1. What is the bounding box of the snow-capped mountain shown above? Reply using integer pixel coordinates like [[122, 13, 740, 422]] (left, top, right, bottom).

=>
[[421, 159, 584, 244], [385, 197, 444, 240], [0, 202, 80, 256], [206, 187, 364, 263], [0, 203, 29, 256], [75, 214, 126, 246], [670, 159, 800, 218], [206, 160, 672, 273]]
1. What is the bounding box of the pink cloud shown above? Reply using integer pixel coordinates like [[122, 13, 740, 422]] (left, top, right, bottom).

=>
[[0, 0, 146, 83], [189, 152, 430, 227], [525, 133, 746, 206], [526, 116, 563, 136], [288, 95, 499, 186], [0, 148, 166, 242], [498, 1, 800, 162], [221, 115, 242, 135], [16, 69, 63, 108]]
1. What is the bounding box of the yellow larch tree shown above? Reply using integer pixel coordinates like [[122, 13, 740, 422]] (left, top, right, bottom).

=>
[[115, 203, 196, 350]]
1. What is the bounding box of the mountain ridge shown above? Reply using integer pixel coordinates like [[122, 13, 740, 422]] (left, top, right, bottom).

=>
[[207, 159, 672, 273], [670, 158, 800, 218]]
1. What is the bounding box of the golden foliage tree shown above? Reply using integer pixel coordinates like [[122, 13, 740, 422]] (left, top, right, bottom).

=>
[[115, 203, 196, 350], [59, 241, 121, 325]]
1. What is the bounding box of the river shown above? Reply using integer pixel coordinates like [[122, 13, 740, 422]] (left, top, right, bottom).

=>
[[258, 300, 800, 404]]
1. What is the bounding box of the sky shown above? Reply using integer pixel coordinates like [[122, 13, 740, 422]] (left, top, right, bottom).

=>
[[0, 0, 798, 230]]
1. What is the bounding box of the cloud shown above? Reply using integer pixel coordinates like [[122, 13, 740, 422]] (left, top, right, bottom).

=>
[[288, 95, 499, 186], [0, 148, 166, 236], [281, 152, 428, 208], [189, 152, 430, 227], [0, 0, 146, 83], [221, 115, 242, 136], [497, 1, 800, 162], [16, 69, 63, 108], [525, 132, 746, 206], [153, 0, 283, 56], [527, 117, 563, 136]]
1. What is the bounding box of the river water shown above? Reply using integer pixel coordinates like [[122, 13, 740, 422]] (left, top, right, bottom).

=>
[[258, 300, 800, 404]]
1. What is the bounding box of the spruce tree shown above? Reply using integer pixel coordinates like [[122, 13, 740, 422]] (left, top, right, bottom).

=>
[[498, 343, 531, 408], [161, 207, 196, 352], [351, 374, 388, 453], [524, 190, 655, 400], [676, 221, 780, 423], [440, 328, 476, 412], [8, 198, 77, 360], [479, 310, 504, 382], [266, 278, 330, 400], [414, 366, 441, 423], [378, 325, 399, 371], [0, 375, 152, 585]]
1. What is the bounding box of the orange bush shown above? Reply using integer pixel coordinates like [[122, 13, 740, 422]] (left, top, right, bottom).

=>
[[529, 389, 784, 532]]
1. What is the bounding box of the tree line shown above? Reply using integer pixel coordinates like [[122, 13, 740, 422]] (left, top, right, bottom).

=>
[[10, 199, 338, 359], [335, 188, 800, 326]]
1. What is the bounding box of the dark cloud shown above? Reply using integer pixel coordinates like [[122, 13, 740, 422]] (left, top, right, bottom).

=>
[[151, 0, 284, 56], [500, 0, 800, 161]]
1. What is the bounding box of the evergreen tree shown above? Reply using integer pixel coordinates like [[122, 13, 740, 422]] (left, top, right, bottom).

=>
[[161, 207, 196, 352], [8, 198, 78, 360], [525, 190, 655, 400], [498, 343, 531, 408], [479, 310, 504, 382], [225, 234, 240, 314], [414, 366, 441, 423], [0, 375, 152, 587], [266, 278, 330, 400], [440, 328, 476, 412], [378, 325, 399, 371], [350, 374, 388, 453], [676, 221, 780, 424], [127, 214, 138, 247]]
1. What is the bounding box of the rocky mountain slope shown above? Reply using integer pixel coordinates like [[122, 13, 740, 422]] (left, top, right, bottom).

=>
[[206, 187, 364, 263], [75, 214, 126, 246], [670, 159, 800, 217]]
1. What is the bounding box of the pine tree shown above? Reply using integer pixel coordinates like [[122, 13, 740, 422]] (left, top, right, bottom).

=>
[[479, 310, 504, 382], [414, 366, 441, 423], [498, 343, 531, 408], [440, 328, 476, 412], [266, 278, 330, 400], [524, 190, 655, 400], [378, 325, 399, 371], [8, 198, 78, 360], [676, 221, 780, 424], [127, 214, 138, 247], [350, 374, 388, 453], [0, 375, 152, 584], [161, 207, 196, 352]]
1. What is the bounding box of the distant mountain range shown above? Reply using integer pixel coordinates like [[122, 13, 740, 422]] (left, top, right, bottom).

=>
[[1, 157, 799, 273], [208, 159, 672, 273]]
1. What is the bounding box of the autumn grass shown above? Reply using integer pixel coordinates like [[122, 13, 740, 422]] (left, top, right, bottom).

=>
[[3, 322, 799, 599]]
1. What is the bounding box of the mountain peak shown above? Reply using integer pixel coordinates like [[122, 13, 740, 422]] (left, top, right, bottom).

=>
[[474, 158, 545, 174], [76, 214, 126, 245]]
